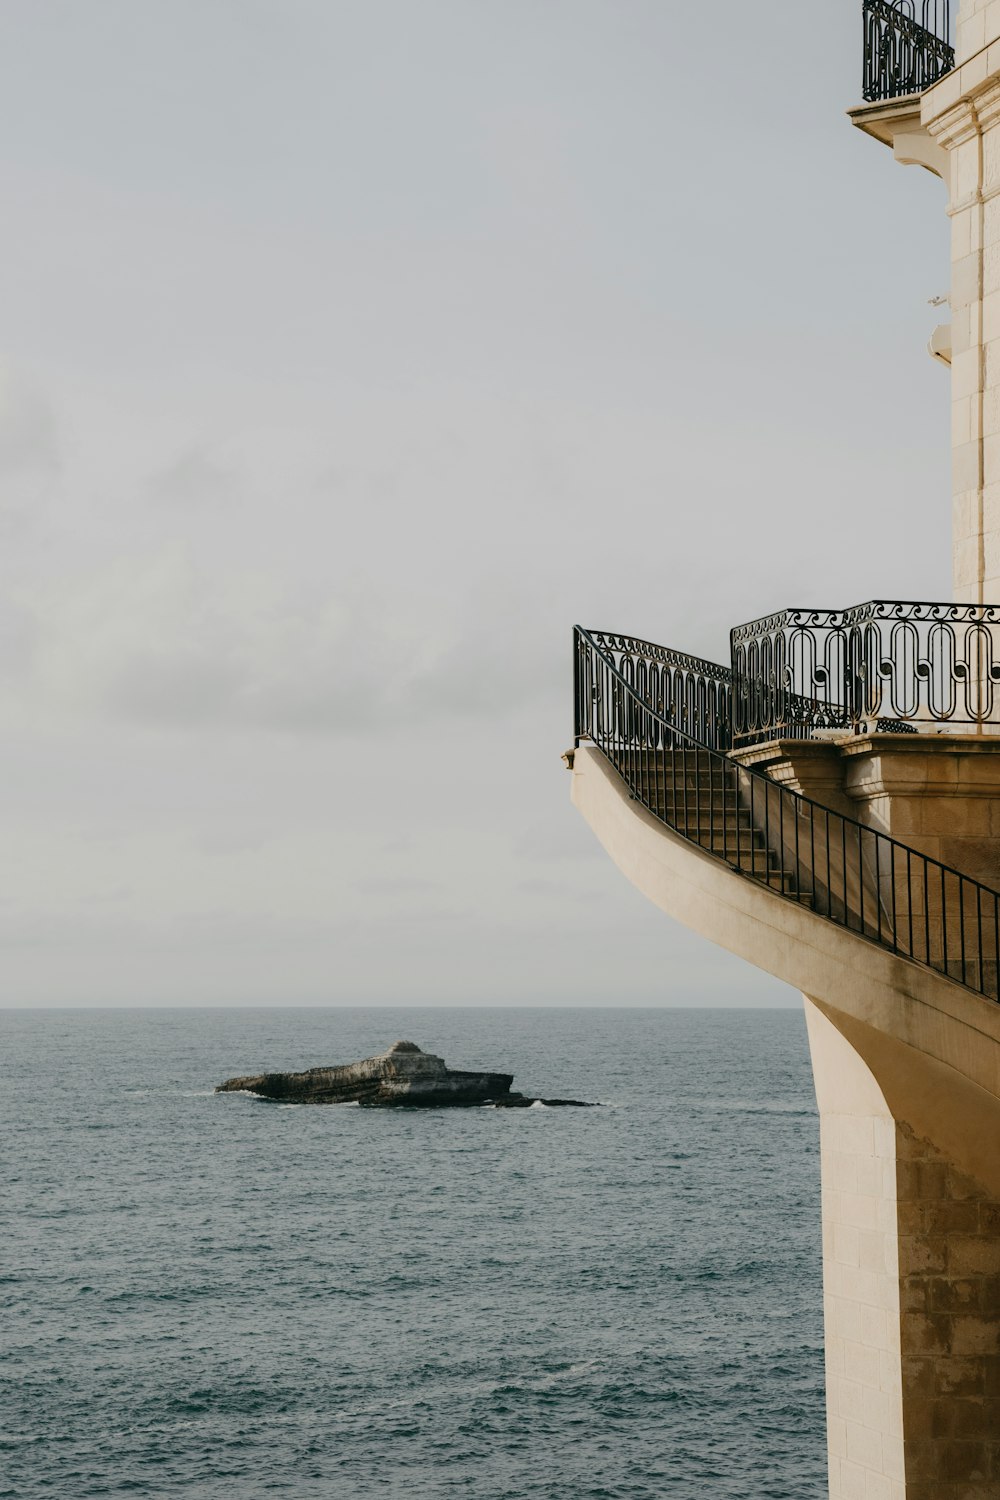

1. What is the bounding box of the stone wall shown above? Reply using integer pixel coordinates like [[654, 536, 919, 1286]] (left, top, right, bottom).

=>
[[923, 59, 1000, 601], [897, 1126, 1000, 1496], [958, 1, 1000, 70]]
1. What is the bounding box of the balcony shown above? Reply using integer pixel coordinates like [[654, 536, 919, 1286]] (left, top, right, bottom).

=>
[[862, 0, 954, 102], [572, 622, 1000, 1001], [730, 600, 1000, 744], [574, 601, 1000, 769]]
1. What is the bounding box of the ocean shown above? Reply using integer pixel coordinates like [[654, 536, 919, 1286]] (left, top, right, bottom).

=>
[[2, 1007, 825, 1499]]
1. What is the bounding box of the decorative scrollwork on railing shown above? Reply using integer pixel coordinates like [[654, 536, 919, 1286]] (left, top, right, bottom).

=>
[[862, 0, 954, 103], [585, 630, 733, 752], [730, 609, 853, 746], [730, 600, 1000, 744]]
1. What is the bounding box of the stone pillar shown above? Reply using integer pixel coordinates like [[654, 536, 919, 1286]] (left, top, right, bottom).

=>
[[806, 996, 1000, 1499], [806, 999, 906, 1500]]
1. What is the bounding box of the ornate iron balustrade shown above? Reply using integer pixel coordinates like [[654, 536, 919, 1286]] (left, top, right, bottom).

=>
[[863, 0, 954, 102], [574, 625, 1000, 1002], [580, 629, 733, 752], [730, 600, 1000, 745]]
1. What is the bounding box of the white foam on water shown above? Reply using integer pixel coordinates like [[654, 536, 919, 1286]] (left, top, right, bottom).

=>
[[529, 1099, 548, 1110]]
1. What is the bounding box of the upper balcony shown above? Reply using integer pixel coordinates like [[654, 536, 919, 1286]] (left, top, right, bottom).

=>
[[730, 599, 1000, 744], [862, 0, 955, 101]]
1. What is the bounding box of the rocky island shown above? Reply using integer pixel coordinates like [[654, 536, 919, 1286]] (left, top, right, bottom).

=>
[[215, 1040, 594, 1108]]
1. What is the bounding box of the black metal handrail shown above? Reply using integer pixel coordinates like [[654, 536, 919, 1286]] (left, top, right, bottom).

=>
[[574, 625, 1000, 1002], [582, 629, 734, 752], [730, 600, 1000, 745], [587, 627, 851, 754], [863, 0, 954, 102]]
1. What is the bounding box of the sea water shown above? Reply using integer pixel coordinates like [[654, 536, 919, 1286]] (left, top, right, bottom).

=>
[[1, 1007, 825, 1499]]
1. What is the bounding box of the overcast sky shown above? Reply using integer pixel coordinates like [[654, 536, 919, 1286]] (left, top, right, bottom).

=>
[[0, 1, 951, 1007]]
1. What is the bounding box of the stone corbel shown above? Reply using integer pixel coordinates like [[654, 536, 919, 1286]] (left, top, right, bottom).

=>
[[891, 127, 950, 178], [848, 98, 950, 185]]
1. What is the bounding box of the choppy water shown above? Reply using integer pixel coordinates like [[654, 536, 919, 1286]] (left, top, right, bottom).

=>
[[2, 1007, 825, 1499]]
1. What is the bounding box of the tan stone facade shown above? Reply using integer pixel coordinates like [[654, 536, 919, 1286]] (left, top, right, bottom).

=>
[[921, 4, 1000, 600], [957, 0, 1000, 70]]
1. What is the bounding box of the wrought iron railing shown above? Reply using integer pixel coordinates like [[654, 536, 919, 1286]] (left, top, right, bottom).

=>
[[863, 0, 954, 102], [580, 630, 734, 751], [574, 625, 1000, 1002], [730, 600, 1000, 745]]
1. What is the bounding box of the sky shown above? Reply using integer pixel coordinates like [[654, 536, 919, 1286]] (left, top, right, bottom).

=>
[[0, 0, 952, 1007]]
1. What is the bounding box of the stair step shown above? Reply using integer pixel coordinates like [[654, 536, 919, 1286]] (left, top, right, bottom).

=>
[[655, 816, 756, 837], [653, 804, 755, 816], [653, 811, 755, 832], [722, 851, 793, 875], [649, 797, 749, 814], [739, 867, 809, 894], [626, 771, 815, 905], [660, 814, 755, 831], [692, 833, 767, 853], [638, 780, 740, 792]]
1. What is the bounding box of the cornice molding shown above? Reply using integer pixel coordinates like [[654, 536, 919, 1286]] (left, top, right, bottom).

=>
[[976, 79, 1000, 131], [926, 98, 979, 149], [926, 78, 1000, 148]]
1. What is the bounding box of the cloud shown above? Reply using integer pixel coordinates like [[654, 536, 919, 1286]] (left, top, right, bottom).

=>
[[0, 597, 39, 681], [0, 367, 58, 477], [514, 816, 603, 864], [193, 827, 272, 857], [148, 445, 238, 508], [356, 875, 437, 894], [0, 366, 60, 540], [7, 547, 559, 733]]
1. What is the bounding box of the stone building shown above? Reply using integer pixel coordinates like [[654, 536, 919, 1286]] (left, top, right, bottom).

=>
[[567, 4, 1000, 1495]]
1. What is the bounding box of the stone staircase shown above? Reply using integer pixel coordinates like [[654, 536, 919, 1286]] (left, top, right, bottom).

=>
[[625, 751, 815, 904]]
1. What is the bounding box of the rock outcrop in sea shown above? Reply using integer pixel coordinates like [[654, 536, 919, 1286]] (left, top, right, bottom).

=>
[[215, 1040, 595, 1108]]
